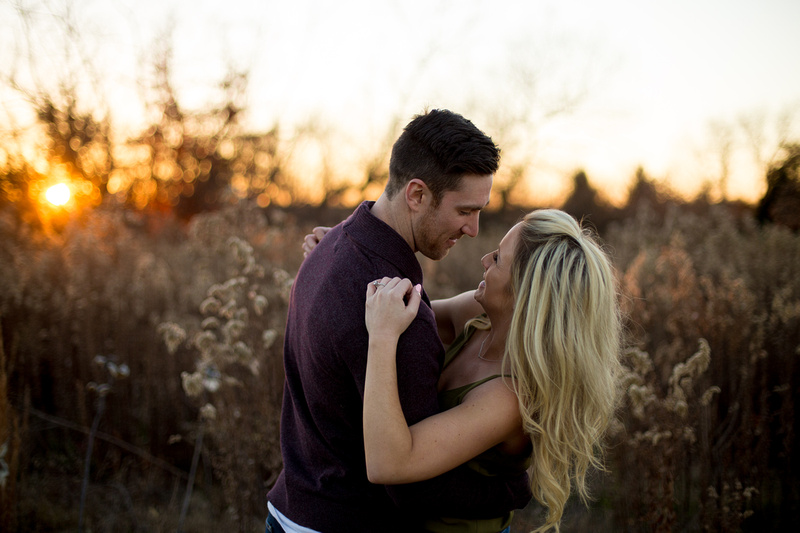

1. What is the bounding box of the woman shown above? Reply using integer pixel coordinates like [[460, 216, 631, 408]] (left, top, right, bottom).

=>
[[363, 209, 622, 533]]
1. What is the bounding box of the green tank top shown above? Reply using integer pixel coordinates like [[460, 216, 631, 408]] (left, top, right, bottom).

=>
[[421, 321, 532, 533]]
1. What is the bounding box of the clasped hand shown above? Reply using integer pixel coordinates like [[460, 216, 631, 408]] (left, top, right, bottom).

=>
[[365, 277, 422, 340]]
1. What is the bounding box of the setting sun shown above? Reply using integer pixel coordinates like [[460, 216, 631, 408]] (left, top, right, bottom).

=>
[[45, 183, 71, 206]]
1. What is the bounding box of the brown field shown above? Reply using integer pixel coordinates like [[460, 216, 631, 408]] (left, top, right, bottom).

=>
[[1, 194, 798, 532]]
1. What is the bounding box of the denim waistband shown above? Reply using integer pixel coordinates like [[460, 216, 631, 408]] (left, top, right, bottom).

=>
[[266, 512, 285, 533]]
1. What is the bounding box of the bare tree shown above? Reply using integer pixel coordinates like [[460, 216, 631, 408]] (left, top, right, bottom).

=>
[[738, 107, 799, 179], [0, 0, 298, 218], [707, 120, 735, 201], [463, 29, 609, 209], [0, 1, 119, 233]]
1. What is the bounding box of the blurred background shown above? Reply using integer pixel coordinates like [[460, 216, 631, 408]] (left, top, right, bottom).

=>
[[1, 0, 799, 531], [2, 0, 800, 215]]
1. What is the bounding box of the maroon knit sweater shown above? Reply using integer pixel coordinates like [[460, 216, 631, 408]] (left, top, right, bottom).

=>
[[267, 202, 531, 532]]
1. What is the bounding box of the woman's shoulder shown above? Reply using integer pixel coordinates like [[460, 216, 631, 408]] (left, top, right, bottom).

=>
[[456, 376, 524, 445], [463, 373, 516, 400]]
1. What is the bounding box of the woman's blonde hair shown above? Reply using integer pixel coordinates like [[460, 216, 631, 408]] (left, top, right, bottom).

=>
[[504, 209, 622, 532]]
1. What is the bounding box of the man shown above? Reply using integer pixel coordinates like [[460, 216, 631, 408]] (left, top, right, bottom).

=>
[[267, 109, 531, 533]]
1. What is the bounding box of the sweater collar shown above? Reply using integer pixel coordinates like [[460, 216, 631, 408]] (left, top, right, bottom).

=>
[[343, 201, 424, 286]]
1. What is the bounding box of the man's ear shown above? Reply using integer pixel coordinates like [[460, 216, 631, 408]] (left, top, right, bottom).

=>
[[404, 179, 429, 212]]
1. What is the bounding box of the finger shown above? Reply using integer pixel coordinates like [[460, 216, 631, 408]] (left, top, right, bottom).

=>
[[367, 277, 393, 293], [389, 279, 417, 311], [366, 280, 379, 296], [382, 277, 404, 291], [367, 278, 389, 296], [388, 277, 411, 293], [405, 283, 422, 316], [312, 226, 330, 240], [302, 227, 330, 255], [398, 280, 418, 297], [302, 234, 316, 254]]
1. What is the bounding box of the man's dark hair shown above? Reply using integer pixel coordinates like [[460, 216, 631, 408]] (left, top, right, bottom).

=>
[[386, 109, 500, 204]]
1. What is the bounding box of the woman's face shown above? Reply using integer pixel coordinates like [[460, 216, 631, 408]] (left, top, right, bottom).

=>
[[474, 222, 521, 314]]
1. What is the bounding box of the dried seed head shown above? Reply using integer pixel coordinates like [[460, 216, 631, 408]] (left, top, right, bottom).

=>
[[158, 322, 187, 355], [222, 319, 246, 342], [200, 403, 217, 421], [700, 386, 721, 406], [181, 371, 204, 398], [673, 399, 688, 418], [194, 331, 217, 354], [233, 341, 253, 362], [220, 300, 237, 319], [253, 294, 268, 316], [201, 317, 220, 330], [262, 329, 278, 349], [200, 296, 222, 315]]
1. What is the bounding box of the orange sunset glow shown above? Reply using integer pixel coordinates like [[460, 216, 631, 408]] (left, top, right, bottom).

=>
[[3, 0, 798, 212], [45, 183, 71, 206]]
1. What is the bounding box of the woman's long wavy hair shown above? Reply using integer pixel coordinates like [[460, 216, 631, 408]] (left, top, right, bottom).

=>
[[504, 209, 622, 532]]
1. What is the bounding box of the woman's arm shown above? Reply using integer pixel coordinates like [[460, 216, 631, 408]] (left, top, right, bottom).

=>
[[364, 279, 521, 485], [431, 290, 483, 346]]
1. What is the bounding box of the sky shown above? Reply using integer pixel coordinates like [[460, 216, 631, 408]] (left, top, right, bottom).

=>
[[3, 0, 800, 205]]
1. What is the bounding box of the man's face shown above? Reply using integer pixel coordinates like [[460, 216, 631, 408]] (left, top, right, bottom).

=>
[[413, 174, 493, 260]]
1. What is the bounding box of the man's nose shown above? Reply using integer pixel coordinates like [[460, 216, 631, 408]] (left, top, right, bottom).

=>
[[462, 213, 480, 238]]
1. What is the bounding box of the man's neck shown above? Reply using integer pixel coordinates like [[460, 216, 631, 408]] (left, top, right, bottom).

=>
[[370, 194, 416, 252]]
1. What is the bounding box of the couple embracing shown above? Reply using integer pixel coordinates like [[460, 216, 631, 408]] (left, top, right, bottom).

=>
[[266, 110, 621, 533]]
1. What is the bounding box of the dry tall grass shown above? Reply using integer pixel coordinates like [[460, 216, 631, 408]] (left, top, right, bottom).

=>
[[603, 204, 799, 532], [0, 198, 798, 532]]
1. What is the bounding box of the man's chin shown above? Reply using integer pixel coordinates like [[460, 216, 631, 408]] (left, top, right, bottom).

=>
[[421, 246, 450, 261]]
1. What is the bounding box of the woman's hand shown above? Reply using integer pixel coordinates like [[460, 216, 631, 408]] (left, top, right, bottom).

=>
[[365, 277, 422, 341], [302, 226, 331, 258], [363, 277, 521, 485]]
